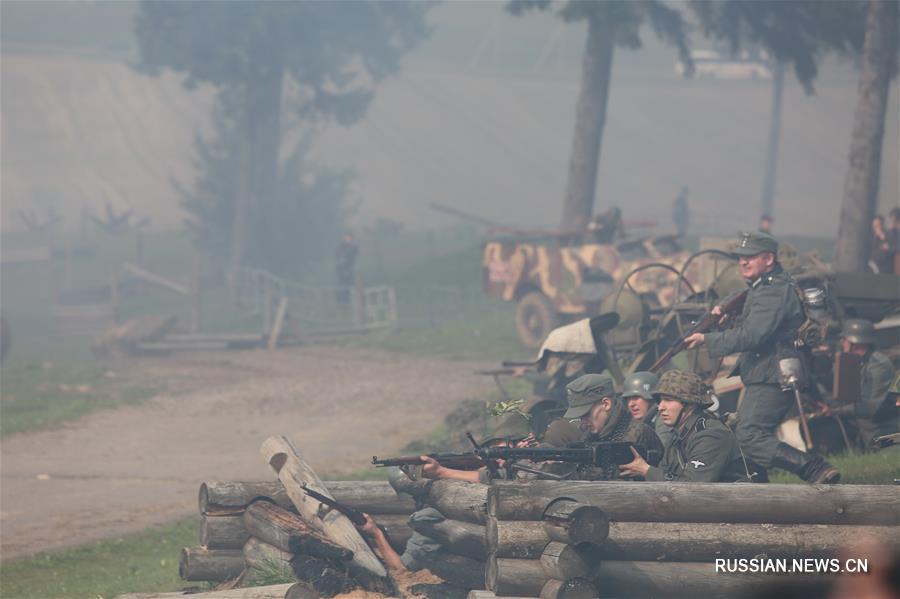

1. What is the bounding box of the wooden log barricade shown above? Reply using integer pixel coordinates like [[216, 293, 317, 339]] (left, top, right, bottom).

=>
[[482, 480, 900, 598], [488, 480, 900, 524]]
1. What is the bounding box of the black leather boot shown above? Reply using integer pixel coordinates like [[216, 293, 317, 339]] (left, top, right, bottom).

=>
[[772, 443, 841, 484]]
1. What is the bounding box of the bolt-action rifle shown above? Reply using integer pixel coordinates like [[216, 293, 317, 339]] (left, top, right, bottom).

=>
[[649, 289, 749, 373], [300, 484, 394, 548]]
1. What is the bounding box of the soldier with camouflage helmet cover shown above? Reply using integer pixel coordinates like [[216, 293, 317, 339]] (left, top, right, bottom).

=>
[[619, 370, 751, 482], [622, 371, 672, 447], [684, 231, 840, 484], [828, 319, 898, 443]]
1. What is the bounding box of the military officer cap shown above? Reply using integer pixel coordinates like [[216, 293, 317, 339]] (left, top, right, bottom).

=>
[[651, 370, 713, 408], [621, 371, 659, 401], [840, 318, 876, 345], [564, 373, 615, 419], [731, 231, 778, 257]]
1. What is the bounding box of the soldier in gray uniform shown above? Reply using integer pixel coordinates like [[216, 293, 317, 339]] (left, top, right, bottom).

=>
[[830, 319, 898, 443], [622, 371, 672, 447], [619, 370, 750, 482], [684, 231, 840, 484]]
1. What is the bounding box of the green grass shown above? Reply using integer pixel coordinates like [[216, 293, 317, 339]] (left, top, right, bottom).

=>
[[769, 448, 900, 485], [0, 517, 205, 599], [0, 361, 159, 437]]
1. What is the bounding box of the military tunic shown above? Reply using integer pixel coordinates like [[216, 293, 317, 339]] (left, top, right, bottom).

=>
[[645, 409, 748, 483], [841, 350, 898, 441], [704, 264, 805, 468]]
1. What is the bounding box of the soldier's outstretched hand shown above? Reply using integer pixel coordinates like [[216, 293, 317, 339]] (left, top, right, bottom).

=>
[[618, 446, 650, 478]]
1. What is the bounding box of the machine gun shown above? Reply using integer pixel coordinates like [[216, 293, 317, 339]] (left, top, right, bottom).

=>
[[473, 441, 654, 468], [649, 289, 748, 373]]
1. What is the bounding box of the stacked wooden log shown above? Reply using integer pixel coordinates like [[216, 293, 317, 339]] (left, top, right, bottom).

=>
[[482, 480, 900, 599], [182, 480, 416, 589], [389, 476, 491, 590]]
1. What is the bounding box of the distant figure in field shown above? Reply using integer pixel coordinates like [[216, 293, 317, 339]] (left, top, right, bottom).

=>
[[672, 187, 690, 237], [758, 213, 774, 234]]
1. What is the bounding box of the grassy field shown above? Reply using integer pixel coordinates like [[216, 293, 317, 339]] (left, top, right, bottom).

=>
[[0, 360, 160, 438], [769, 447, 900, 485], [0, 517, 203, 599]]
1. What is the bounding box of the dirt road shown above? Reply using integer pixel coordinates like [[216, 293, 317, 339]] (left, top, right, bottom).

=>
[[0, 346, 494, 559]]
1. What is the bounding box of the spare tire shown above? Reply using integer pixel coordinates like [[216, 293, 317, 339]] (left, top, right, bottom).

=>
[[516, 292, 560, 349]]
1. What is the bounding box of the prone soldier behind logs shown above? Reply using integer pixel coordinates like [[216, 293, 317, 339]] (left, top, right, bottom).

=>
[[828, 319, 898, 443], [619, 370, 752, 482], [560, 373, 663, 480], [684, 231, 840, 484]]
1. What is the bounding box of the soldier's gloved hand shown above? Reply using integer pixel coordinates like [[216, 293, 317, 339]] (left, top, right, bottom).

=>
[[419, 456, 446, 480]]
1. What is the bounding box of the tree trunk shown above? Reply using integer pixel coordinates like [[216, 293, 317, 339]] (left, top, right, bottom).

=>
[[835, 0, 898, 271], [488, 481, 900, 524], [539, 541, 595, 580], [259, 436, 387, 578], [759, 61, 786, 219], [242, 536, 294, 572], [200, 515, 250, 550], [486, 517, 548, 559], [560, 9, 615, 230], [230, 25, 285, 280], [409, 517, 487, 560], [429, 480, 491, 525], [594, 560, 831, 598], [597, 522, 899, 561], [178, 547, 245, 582], [542, 499, 609, 546], [485, 556, 548, 596], [540, 578, 599, 599], [199, 480, 415, 516], [243, 500, 352, 562]]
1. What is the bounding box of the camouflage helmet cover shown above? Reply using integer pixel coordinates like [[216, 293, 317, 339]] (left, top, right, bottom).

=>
[[840, 318, 876, 345], [651, 370, 713, 408], [621, 371, 660, 401]]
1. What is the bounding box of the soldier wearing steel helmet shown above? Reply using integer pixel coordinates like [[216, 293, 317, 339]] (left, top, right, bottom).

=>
[[828, 319, 897, 443], [622, 371, 672, 447], [619, 370, 751, 482], [561, 373, 664, 480], [683, 231, 840, 484]]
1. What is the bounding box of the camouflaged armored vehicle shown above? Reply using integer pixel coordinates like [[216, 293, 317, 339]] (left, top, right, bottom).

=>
[[483, 233, 699, 348]]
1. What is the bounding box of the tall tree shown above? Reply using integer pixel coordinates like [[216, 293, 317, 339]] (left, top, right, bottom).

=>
[[508, 1, 693, 230], [834, 0, 899, 272], [691, 1, 867, 223], [134, 2, 429, 277]]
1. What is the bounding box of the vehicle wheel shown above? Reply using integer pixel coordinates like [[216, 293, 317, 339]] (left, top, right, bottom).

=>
[[515, 292, 560, 349]]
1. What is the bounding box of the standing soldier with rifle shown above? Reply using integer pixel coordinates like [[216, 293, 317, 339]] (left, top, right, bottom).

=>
[[683, 232, 840, 484]]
